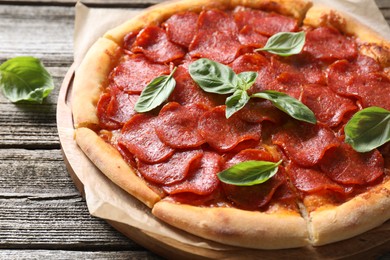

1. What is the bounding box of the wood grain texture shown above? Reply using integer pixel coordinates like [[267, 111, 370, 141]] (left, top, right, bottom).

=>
[[0, 250, 160, 260]]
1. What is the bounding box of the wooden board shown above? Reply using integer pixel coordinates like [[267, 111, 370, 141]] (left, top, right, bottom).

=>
[[57, 66, 390, 259]]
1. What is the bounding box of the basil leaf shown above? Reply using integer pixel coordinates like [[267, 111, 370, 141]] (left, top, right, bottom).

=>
[[218, 160, 282, 186], [237, 71, 258, 91], [225, 89, 250, 118], [345, 107, 390, 152], [134, 67, 177, 113], [189, 58, 238, 94], [251, 90, 316, 124], [256, 31, 306, 57], [0, 56, 54, 103]]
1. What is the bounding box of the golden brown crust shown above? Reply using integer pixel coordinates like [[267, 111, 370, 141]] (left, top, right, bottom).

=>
[[309, 179, 390, 246], [72, 37, 122, 129], [152, 200, 310, 249], [74, 127, 161, 208]]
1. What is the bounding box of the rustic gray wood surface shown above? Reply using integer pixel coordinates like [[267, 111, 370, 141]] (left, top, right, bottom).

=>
[[0, 0, 389, 259]]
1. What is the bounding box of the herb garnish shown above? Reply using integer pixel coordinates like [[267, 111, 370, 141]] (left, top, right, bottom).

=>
[[345, 106, 390, 152], [0, 56, 54, 103], [256, 31, 306, 56], [251, 91, 316, 124], [217, 160, 282, 186], [189, 58, 316, 123], [134, 67, 177, 113]]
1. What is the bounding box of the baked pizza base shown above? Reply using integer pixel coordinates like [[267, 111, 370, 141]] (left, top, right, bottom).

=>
[[71, 0, 390, 250]]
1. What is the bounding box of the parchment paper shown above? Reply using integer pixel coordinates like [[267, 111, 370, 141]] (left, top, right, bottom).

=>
[[71, 0, 390, 251]]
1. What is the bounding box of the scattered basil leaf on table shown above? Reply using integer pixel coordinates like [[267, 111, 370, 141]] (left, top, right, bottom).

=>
[[189, 58, 238, 94], [225, 89, 250, 118], [256, 31, 306, 56], [251, 90, 317, 124], [134, 67, 177, 113], [218, 160, 282, 186], [345, 106, 390, 152], [0, 56, 54, 103]]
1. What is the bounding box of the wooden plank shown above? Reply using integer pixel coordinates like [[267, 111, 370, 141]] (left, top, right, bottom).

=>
[[0, 149, 75, 196], [0, 250, 161, 259], [0, 5, 74, 64], [0, 149, 146, 250]]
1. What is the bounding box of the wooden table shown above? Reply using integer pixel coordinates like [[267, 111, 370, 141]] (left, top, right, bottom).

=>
[[0, 1, 389, 259]]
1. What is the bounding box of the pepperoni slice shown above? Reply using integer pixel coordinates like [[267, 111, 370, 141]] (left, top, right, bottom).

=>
[[163, 11, 199, 48], [230, 53, 274, 94], [236, 99, 283, 124], [110, 54, 170, 93], [169, 65, 226, 107], [327, 54, 383, 99], [238, 25, 268, 48], [224, 148, 276, 169], [273, 56, 326, 85], [123, 31, 139, 51], [137, 149, 203, 185], [351, 73, 390, 110], [97, 93, 121, 130], [105, 86, 139, 125], [221, 146, 284, 209], [222, 171, 284, 210], [303, 27, 357, 62], [233, 8, 298, 36], [132, 26, 186, 63], [119, 114, 175, 163], [301, 84, 358, 128], [272, 123, 340, 167], [163, 152, 223, 195], [189, 9, 240, 64], [199, 106, 262, 152], [319, 143, 384, 185], [286, 162, 345, 194], [155, 102, 208, 149]]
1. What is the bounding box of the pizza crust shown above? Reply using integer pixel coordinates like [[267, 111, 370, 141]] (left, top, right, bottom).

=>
[[309, 178, 390, 246], [74, 127, 161, 208], [152, 200, 310, 249], [72, 37, 122, 129]]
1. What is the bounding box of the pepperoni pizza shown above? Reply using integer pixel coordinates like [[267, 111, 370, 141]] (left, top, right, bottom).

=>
[[71, 0, 390, 249]]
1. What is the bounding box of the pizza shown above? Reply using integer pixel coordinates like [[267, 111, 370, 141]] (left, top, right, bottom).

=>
[[71, 0, 390, 250]]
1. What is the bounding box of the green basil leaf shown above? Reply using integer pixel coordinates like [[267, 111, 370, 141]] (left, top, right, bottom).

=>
[[218, 160, 282, 186], [237, 71, 258, 91], [225, 89, 250, 118], [134, 67, 177, 113], [189, 58, 238, 94], [345, 106, 390, 152], [256, 31, 306, 57], [251, 90, 316, 124], [0, 56, 54, 103]]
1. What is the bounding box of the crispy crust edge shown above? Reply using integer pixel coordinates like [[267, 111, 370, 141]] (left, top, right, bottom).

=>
[[309, 178, 390, 246], [74, 127, 161, 208], [152, 200, 310, 249], [72, 37, 122, 129]]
